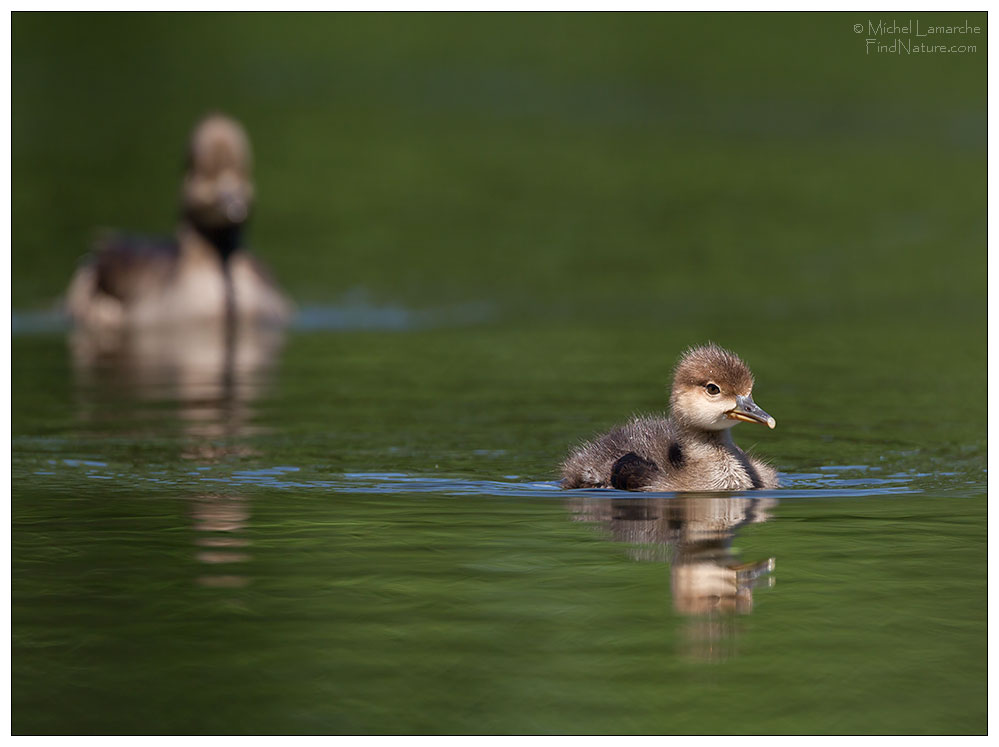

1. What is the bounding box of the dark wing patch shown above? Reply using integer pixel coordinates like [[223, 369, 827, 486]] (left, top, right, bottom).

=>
[[611, 452, 661, 491], [93, 234, 180, 301], [668, 442, 685, 469]]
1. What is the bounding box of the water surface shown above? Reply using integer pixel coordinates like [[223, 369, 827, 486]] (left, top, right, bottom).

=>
[[12, 318, 986, 734]]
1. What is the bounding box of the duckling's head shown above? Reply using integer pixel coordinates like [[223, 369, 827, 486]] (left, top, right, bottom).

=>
[[669, 343, 776, 432], [181, 114, 254, 233]]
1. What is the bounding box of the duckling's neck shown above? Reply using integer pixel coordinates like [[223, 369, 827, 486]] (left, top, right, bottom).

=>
[[672, 424, 739, 453], [673, 421, 763, 489]]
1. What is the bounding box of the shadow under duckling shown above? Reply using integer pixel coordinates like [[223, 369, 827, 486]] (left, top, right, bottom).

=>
[[561, 343, 779, 491], [64, 114, 292, 329]]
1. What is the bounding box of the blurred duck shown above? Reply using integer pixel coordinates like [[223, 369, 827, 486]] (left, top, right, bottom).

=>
[[561, 343, 779, 491], [65, 114, 292, 328]]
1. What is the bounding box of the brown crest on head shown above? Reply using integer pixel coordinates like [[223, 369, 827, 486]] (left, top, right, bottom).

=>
[[181, 114, 255, 234], [186, 114, 253, 177], [670, 343, 754, 397]]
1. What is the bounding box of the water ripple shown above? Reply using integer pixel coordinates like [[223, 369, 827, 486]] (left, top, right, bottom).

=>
[[26, 458, 953, 499], [12, 298, 495, 336]]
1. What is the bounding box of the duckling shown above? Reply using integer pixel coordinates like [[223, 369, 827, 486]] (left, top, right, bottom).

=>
[[560, 343, 779, 491], [64, 114, 292, 328]]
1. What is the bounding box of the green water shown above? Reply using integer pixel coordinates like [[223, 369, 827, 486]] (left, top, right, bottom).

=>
[[12, 12, 986, 735]]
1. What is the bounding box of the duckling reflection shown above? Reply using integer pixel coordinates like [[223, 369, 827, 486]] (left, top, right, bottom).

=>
[[64, 113, 292, 329], [569, 494, 776, 659], [561, 344, 778, 491]]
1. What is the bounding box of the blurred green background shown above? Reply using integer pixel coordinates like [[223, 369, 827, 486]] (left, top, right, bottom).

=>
[[12, 12, 986, 325], [12, 13, 988, 735]]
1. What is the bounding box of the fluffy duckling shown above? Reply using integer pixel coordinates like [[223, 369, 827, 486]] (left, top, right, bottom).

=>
[[561, 344, 779, 491], [65, 114, 292, 328]]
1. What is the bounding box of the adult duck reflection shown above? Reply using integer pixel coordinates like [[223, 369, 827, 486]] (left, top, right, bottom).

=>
[[190, 493, 253, 589], [69, 323, 282, 590], [569, 495, 777, 658], [69, 322, 284, 452]]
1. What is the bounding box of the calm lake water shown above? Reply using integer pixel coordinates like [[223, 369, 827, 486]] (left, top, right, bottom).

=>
[[11, 309, 986, 734]]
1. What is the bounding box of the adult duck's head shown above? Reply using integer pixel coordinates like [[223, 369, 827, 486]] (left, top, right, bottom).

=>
[[668, 343, 776, 433], [181, 114, 255, 242]]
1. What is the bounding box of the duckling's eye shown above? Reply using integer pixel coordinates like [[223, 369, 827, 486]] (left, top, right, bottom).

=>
[[705, 383, 721, 395]]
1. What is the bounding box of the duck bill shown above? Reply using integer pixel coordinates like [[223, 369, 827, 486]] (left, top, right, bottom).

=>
[[222, 194, 249, 223], [727, 395, 776, 429]]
